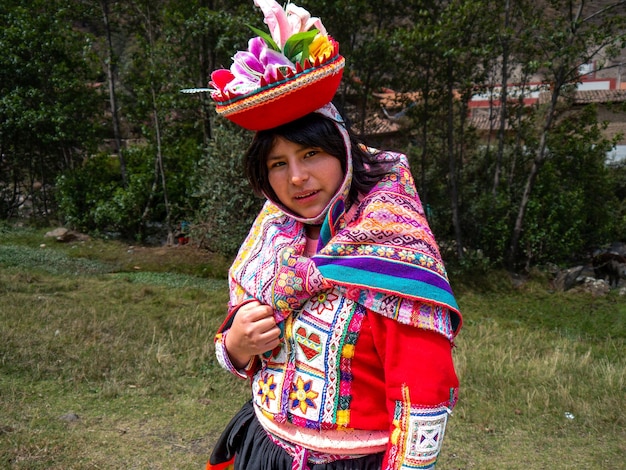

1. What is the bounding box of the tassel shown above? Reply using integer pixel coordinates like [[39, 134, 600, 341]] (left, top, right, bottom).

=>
[[206, 457, 235, 470]]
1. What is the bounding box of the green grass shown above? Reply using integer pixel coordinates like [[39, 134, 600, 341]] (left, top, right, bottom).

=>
[[1, 226, 625, 469]]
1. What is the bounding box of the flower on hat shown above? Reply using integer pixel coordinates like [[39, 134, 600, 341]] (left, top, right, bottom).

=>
[[210, 0, 338, 100], [254, 0, 326, 49], [215, 36, 296, 96]]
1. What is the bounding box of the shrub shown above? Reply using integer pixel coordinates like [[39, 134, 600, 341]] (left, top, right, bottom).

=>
[[192, 120, 263, 257]]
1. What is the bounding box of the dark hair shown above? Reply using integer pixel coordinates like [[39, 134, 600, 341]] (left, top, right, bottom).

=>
[[245, 112, 396, 208]]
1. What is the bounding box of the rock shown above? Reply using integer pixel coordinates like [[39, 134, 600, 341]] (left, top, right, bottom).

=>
[[571, 277, 611, 296], [44, 228, 90, 243], [44, 227, 69, 239], [59, 412, 80, 422], [552, 265, 586, 291]]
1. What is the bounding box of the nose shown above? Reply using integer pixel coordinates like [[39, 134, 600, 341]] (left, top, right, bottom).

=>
[[289, 161, 309, 185]]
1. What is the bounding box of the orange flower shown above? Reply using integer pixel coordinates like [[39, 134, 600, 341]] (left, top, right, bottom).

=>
[[309, 35, 334, 62]]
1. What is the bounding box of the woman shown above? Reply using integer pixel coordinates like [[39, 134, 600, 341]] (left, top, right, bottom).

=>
[[208, 104, 462, 470], [197, 2, 463, 468]]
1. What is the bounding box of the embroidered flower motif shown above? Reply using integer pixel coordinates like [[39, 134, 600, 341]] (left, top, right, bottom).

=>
[[418, 254, 435, 268], [400, 169, 412, 185], [376, 246, 395, 257], [335, 245, 355, 255], [277, 270, 303, 294], [290, 376, 319, 414], [309, 291, 339, 315], [357, 245, 374, 255], [258, 373, 277, 407], [399, 249, 416, 262], [275, 297, 298, 311], [400, 170, 417, 196]]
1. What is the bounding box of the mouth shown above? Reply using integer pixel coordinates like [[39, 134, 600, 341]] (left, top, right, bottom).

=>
[[294, 190, 319, 200]]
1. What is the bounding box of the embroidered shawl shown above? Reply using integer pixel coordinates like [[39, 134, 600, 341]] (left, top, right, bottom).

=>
[[228, 152, 461, 336]]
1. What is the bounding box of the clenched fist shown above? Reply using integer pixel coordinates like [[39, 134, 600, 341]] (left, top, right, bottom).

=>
[[225, 301, 281, 369]]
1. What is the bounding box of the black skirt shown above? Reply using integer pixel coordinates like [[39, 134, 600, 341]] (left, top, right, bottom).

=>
[[210, 401, 385, 470]]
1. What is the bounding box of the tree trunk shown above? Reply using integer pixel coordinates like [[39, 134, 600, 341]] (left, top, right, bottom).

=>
[[152, 87, 174, 246], [419, 61, 432, 207], [507, 75, 562, 266], [198, 0, 213, 144], [493, 0, 510, 196], [446, 57, 463, 259], [100, 0, 128, 187]]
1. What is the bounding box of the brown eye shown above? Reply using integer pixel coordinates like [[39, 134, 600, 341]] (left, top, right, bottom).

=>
[[268, 160, 285, 169]]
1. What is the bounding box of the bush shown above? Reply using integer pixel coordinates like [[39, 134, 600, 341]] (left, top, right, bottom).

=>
[[192, 120, 263, 257], [56, 139, 202, 242]]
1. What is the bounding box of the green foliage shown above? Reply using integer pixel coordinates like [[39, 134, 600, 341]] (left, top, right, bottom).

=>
[[55, 154, 123, 232], [0, 0, 102, 218], [55, 133, 203, 242], [2, 0, 626, 273], [518, 105, 621, 264], [607, 160, 626, 237], [463, 190, 512, 266], [192, 120, 263, 256]]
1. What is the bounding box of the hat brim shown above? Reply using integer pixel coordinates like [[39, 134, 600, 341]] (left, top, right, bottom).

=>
[[214, 55, 345, 131]]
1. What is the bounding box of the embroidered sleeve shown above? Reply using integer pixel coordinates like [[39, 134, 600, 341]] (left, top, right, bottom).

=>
[[366, 313, 459, 469], [386, 386, 452, 470], [271, 246, 332, 321], [213, 300, 260, 379], [214, 330, 251, 379]]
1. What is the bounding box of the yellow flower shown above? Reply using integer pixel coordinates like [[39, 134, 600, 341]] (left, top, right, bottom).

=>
[[257, 374, 277, 407], [289, 376, 319, 414], [309, 35, 334, 62]]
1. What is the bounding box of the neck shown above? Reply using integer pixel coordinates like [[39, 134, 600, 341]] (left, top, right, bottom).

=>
[[305, 224, 321, 239]]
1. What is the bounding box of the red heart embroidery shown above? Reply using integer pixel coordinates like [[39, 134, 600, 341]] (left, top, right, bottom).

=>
[[296, 327, 322, 361]]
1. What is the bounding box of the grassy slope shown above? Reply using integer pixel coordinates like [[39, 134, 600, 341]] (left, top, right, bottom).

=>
[[0, 227, 624, 469]]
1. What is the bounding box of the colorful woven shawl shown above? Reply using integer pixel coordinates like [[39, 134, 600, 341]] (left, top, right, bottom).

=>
[[228, 152, 461, 336], [314, 152, 460, 333]]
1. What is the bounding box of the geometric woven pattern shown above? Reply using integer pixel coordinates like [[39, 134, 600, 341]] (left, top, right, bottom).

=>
[[389, 385, 451, 470]]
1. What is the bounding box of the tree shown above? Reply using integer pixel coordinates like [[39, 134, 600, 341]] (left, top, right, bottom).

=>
[[393, 0, 493, 258], [99, 0, 129, 187], [507, 0, 626, 266], [0, 0, 101, 219]]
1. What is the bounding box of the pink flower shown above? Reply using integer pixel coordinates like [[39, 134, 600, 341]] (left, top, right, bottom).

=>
[[210, 1, 333, 99], [254, 0, 326, 49], [211, 37, 295, 96]]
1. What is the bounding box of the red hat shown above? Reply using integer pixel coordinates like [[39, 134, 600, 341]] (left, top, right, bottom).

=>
[[213, 53, 344, 131], [205, 1, 344, 131]]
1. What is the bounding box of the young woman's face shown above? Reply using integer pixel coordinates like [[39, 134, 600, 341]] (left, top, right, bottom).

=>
[[266, 136, 344, 219]]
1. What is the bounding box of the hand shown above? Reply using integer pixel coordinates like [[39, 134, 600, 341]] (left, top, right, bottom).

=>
[[225, 301, 281, 369]]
